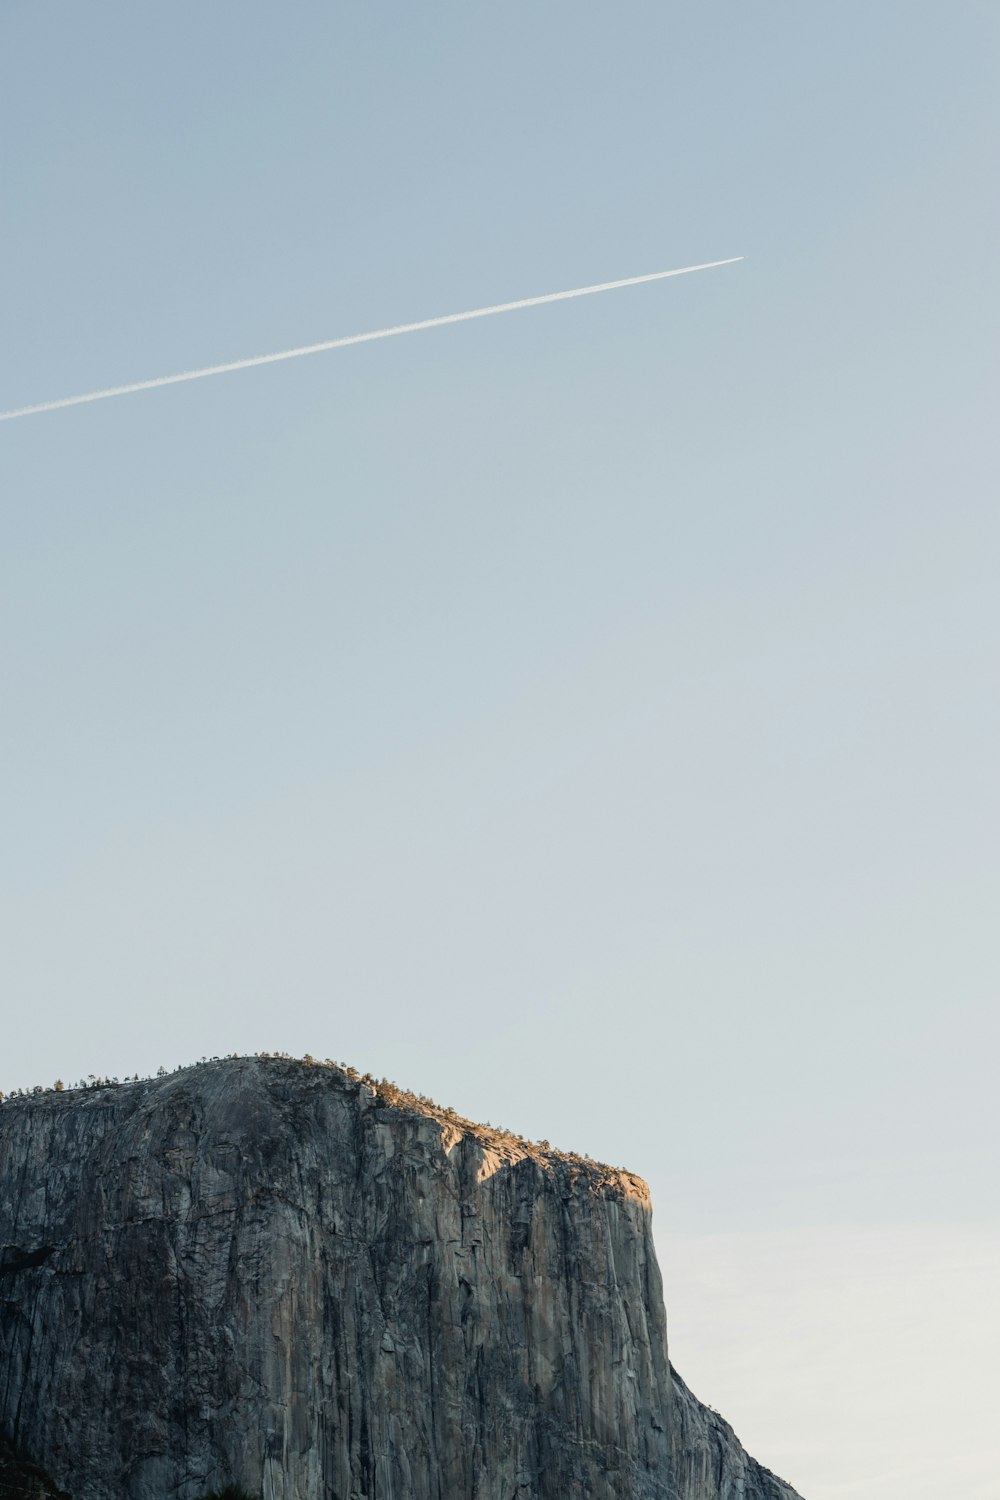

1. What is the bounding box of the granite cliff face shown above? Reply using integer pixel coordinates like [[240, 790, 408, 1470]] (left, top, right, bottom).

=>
[[0, 1435, 68, 1499], [0, 1058, 802, 1500]]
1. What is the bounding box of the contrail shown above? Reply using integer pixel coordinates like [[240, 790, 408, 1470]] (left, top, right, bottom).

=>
[[0, 257, 742, 423]]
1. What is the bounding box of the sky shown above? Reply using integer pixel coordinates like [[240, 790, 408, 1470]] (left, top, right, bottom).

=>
[[2, 5, 998, 1497]]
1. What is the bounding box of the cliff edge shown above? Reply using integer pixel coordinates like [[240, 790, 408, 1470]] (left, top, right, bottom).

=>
[[0, 1057, 803, 1500]]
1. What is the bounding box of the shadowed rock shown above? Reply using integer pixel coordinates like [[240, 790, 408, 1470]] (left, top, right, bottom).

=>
[[0, 1435, 68, 1499], [0, 1058, 803, 1500]]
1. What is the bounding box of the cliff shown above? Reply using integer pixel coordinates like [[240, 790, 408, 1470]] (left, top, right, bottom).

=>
[[0, 1058, 803, 1500]]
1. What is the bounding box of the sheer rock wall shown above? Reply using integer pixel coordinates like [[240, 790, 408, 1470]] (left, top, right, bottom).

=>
[[0, 1059, 802, 1500]]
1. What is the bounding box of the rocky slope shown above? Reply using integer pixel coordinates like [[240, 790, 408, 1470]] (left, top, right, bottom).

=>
[[0, 1058, 802, 1500]]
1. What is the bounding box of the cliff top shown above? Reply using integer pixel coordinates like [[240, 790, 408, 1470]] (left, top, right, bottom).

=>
[[0, 1052, 650, 1205]]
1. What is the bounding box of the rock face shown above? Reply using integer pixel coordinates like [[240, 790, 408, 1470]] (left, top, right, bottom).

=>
[[0, 1435, 68, 1499], [0, 1059, 802, 1500]]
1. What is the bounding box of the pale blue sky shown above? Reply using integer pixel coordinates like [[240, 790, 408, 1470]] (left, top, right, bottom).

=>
[[3, 7, 999, 1494], [2, 0, 998, 1402]]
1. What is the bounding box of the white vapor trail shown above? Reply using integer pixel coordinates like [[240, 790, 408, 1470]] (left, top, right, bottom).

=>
[[0, 257, 742, 423]]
